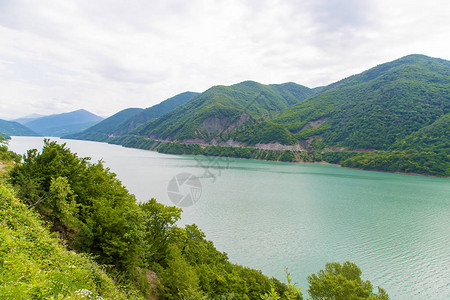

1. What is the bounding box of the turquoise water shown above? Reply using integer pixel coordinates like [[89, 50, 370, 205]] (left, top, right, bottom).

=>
[[9, 137, 450, 299]]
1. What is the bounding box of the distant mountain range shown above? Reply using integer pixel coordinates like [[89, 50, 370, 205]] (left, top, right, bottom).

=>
[[0, 119, 38, 137], [64, 92, 199, 141], [23, 109, 104, 137], [1, 109, 104, 137], [12, 113, 45, 125], [22, 54, 450, 175]]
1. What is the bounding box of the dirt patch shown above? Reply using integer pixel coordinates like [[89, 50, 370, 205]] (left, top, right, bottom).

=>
[[254, 142, 305, 151], [298, 117, 327, 132]]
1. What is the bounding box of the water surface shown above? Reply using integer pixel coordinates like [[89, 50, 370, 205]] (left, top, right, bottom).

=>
[[9, 137, 450, 299]]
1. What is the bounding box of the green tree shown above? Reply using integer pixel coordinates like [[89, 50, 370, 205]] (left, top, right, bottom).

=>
[[140, 198, 182, 266], [307, 261, 388, 300]]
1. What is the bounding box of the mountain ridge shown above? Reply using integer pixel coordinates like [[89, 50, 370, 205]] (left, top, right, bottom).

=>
[[0, 119, 38, 137], [66, 54, 449, 176], [25, 109, 104, 137]]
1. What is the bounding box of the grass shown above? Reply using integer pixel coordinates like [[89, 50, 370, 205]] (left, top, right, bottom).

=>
[[0, 182, 128, 299]]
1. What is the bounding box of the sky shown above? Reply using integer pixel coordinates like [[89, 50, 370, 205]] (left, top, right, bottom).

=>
[[0, 0, 449, 119]]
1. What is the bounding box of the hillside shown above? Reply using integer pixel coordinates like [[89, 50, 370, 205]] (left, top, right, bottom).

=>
[[272, 54, 449, 150], [0, 184, 125, 299], [113, 91, 200, 136], [25, 109, 104, 137], [63, 107, 143, 141], [0, 119, 38, 136], [136, 81, 314, 142], [392, 112, 449, 152]]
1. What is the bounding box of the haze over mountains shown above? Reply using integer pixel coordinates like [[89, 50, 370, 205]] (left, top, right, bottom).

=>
[[0, 119, 38, 138], [0, 109, 104, 137], [65, 92, 199, 141]]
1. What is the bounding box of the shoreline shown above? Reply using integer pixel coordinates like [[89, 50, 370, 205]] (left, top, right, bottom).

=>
[[11, 135, 448, 178]]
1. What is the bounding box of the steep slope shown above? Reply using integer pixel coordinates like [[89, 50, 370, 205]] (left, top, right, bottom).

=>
[[0, 119, 38, 136], [0, 184, 124, 298], [392, 113, 450, 152], [63, 108, 143, 141], [25, 109, 104, 137], [112, 91, 199, 135], [136, 81, 313, 142], [273, 54, 450, 150]]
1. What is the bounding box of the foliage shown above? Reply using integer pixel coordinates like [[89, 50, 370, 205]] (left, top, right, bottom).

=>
[[340, 150, 450, 176], [8, 140, 146, 273], [274, 54, 449, 150], [0, 183, 126, 299], [136, 81, 313, 142], [261, 268, 302, 300], [307, 261, 389, 300], [114, 91, 199, 136], [391, 113, 450, 153], [7, 141, 301, 299]]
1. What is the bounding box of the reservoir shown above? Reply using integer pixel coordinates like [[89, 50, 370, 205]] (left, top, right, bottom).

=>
[[9, 136, 450, 299]]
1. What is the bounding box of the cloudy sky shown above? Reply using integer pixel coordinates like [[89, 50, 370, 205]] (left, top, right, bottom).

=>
[[0, 0, 449, 119]]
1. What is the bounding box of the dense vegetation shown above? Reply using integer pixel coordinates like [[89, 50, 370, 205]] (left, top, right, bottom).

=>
[[135, 81, 313, 142], [109, 135, 315, 163], [274, 54, 449, 150], [114, 91, 200, 136], [0, 184, 125, 299], [307, 262, 388, 300], [4, 140, 298, 299], [69, 54, 449, 176], [1, 138, 389, 298], [0, 119, 38, 136]]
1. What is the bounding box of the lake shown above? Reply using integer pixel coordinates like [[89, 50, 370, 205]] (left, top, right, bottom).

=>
[[8, 136, 450, 299]]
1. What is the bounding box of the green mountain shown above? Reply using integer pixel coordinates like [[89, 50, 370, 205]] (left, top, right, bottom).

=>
[[64, 92, 199, 142], [25, 109, 104, 137], [63, 108, 143, 141], [0, 119, 38, 137], [272, 54, 449, 150], [112, 91, 199, 135], [136, 81, 314, 142], [392, 113, 449, 152]]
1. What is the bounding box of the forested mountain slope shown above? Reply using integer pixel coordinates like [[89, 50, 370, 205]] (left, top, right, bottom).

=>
[[135, 81, 314, 142], [272, 54, 449, 150], [64, 107, 143, 141]]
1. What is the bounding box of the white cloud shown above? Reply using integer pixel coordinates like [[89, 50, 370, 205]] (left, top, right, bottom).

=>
[[0, 0, 449, 119]]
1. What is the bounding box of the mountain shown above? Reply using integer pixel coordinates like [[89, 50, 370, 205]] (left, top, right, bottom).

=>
[[114, 54, 449, 176], [25, 109, 104, 137], [392, 112, 449, 152], [64, 92, 199, 142], [112, 91, 200, 135], [12, 113, 46, 125], [135, 81, 314, 142], [272, 54, 449, 150], [0, 119, 38, 137], [63, 108, 143, 142]]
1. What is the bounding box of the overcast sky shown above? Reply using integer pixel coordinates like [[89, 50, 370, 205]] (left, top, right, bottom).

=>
[[0, 0, 449, 119]]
